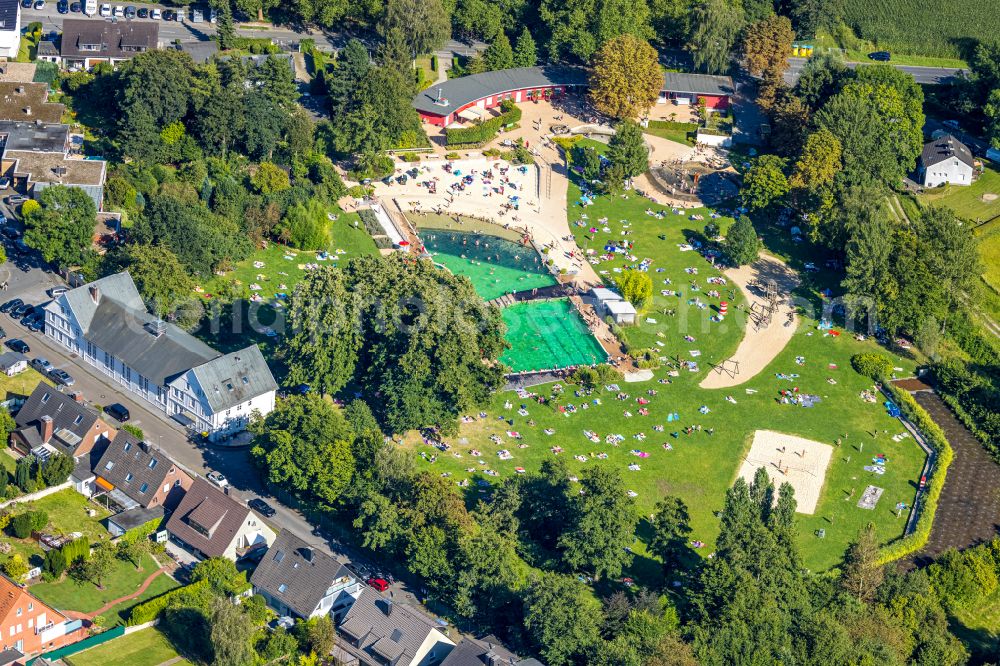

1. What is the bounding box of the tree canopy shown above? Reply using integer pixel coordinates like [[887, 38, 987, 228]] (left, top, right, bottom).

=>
[[23, 186, 98, 269]]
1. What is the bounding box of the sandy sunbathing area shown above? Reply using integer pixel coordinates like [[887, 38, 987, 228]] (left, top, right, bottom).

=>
[[372, 155, 600, 286], [738, 430, 833, 514], [700, 252, 799, 389]]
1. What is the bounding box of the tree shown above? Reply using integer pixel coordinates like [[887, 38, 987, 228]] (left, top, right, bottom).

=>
[[3, 554, 27, 581], [742, 15, 794, 81], [541, 0, 653, 62], [724, 215, 762, 266], [789, 0, 843, 37], [117, 49, 197, 131], [589, 35, 662, 119], [250, 162, 290, 195], [648, 496, 691, 575], [210, 597, 257, 666], [294, 615, 335, 656], [607, 120, 650, 177], [285, 255, 507, 433], [192, 557, 240, 594], [795, 50, 847, 110], [558, 467, 637, 579], [250, 395, 356, 505], [741, 155, 788, 210], [121, 244, 195, 317], [41, 454, 74, 487], [483, 32, 515, 71], [14, 456, 32, 492], [234, 0, 279, 21], [688, 0, 744, 74], [615, 269, 653, 307], [523, 572, 602, 665], [82, 544, 115, 589], [279, 200, 331, 250], [43, 547, 67, 579], [23, 186, 97, 269], [513, 28, 538, 67], [841, 523, 884, 602], [379, 0, 451, 57], [214, 1, 236, 49], [789, 128, 841, 192]]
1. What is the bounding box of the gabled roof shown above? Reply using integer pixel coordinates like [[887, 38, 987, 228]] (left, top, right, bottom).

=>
[[413, 66, 588, 116], [0, 351, 26, 371], [14, 381, 101, 453], [0, 574, 64, 624], [251, 530, 353, 618], [661, 72, 735, 97], [338, 589, 454, 665], [440, 636, 520, 666], [921, 134, 975, 169], [189, 346, 278, 413], [93, 432, 180, 507], [165, 478, 256, 558], [60, 19, 159, 60]]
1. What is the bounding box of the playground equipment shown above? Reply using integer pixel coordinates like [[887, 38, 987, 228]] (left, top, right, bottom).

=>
[[748, 279, 781, 329]]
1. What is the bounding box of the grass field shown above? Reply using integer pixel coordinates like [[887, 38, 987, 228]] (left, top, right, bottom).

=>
[[920, 166, 1000, 224], [644, 121, 697, 146], [3, 489, 111, 568], [66, 627, 189, 666], [0, 367, 49, 402], [31, 553, 162, 614], [950, 590, 1000, 660], [404, 169, 924, 574], [95, 571, 181, 627], [975, 217, 1000, 292]]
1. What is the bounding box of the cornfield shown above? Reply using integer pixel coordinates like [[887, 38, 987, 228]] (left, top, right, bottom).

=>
[[844, 0, 1000, 58]]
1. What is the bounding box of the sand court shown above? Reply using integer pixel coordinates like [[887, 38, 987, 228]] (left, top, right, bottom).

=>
[[738, 430, 833, 514]]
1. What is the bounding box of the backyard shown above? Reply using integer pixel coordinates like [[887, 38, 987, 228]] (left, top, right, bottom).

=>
[[30, 552, 164, 615], [66, 627, 190, 666], [919, 165, 1000, 224], [403, 160, 924, 574], [0, 367, 49, 402], [2, 489, 111, 568]]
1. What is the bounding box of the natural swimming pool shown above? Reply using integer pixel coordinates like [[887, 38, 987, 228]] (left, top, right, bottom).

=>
[[500, 299, 607, 372]]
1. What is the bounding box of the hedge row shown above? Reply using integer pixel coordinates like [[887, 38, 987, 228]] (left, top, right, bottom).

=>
[[876, 383, 954, 565], [127, 579, 209, 626], [445, 101, 522, 146]]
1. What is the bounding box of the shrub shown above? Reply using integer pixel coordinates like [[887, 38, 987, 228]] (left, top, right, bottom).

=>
[[8, 510, 47, 538], [398, 152, 421, 163], [3, 554, 27, 580], [346, 185, 373, 199], [570, 364, 621, 389], [445, 152, 460, 159], [61, 536, 90, 564], [850, 352, 894, 380], [445, 101, 522, 146], [927, 541, 1000, 609], [43, 547, 67, 578], [128, 579, 211, 625], [122, 424, 144, 440]]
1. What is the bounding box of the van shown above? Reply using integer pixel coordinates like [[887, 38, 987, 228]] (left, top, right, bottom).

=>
[[84, 0, 96, 14]]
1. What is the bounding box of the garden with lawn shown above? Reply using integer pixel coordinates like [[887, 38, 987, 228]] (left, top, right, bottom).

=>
[[1, 489, 111, 568], [31, 552, 165, 615], [66, 627, 190, 666], [403, 156, 924, 574], [919, 165, 1000, 224]]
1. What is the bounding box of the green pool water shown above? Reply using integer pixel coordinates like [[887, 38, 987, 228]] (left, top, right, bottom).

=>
[[421, 229, 556, 301], [501, 299, 607, 372]]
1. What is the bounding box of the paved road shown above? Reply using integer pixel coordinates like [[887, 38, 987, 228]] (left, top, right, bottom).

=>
[[785, 56, 965, 85]]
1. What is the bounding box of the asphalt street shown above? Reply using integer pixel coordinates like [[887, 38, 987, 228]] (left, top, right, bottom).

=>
[[784, 56, 965, 85]]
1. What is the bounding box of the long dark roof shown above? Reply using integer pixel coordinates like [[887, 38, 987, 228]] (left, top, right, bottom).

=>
[[662, 72, 735, 96], [60, 18, 159, 59], [0, 0, 16, 34], [413, 66, 588, 116], [14, 381, 101, 453], [339, 589, 453, 665], [250, 530, 352, 618], [921, 134, 975, 169], [440, 636, 520, 666], [94, 432, 181, 508]]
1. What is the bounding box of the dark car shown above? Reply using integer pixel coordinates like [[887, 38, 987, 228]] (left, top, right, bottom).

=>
[[0, 299, 21, 314], [124, 5, 135, 17], [19, 312, 38, 327], [104, 403, 130, 422], [11, 303, 32, 318], [163, 8, 175, 20], [20, 0, 31, 8], [248, 498, 276, 518], [5, 339, 28, 354], [57, 0, 68, 11], [70, 1, 81, 11], [33, 0, 44, 8], [136, 6, 147, 17], [869, 51, 891, 62]]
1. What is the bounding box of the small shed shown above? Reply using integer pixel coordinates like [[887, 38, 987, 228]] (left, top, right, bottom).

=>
[[0, 351, 27, 376], [107, 505, 164, 538], [591, 287, 622, 305], [605, 300, 637, 325]]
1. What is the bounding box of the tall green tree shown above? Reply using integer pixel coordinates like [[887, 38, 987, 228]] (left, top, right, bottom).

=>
[[513, 28, 538, 67], [742, 14, 794, 81], [482, 32, 515, 71], [210, 597, 257, 666], [741, 155, 788, 210], [841, 522, 884, 602], [724, 215, 762, 266], [648, 496, 692, 575], [688, 0, 744, 74], [119, 244, 195, 317], [379, 0, 451, 57], [523, 572, 603, 665], [558, 467, 637, 579], [607, 119, 651, 176], [23, 185, 98, 269]]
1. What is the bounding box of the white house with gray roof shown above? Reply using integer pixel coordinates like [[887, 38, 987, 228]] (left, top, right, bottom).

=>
[[43, 272, 276, 440], [337, 590, 455, 666], [918, 134, 976, 188]]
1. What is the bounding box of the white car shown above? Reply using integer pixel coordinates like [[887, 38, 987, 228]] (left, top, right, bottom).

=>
[[190, 8, 202, 22], [113, 5, 124, 17], [98, 2, 110, 16], [84, 0, 97, 14], [206, 471, 229, 489], [150, 7, 160, 18]]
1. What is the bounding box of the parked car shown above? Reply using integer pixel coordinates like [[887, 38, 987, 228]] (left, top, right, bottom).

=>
[[27, 317, 43, 333], [150, 7, 160, 18], [869, 51, 891, 62], [206, 471, 228, 488], [98, 2, 110, 15], [5, 195, 27, 205], [124, 5, 135, 18], [19, 312, 39, 328], [104, 403, 130, 422], [48, 286, 68, 298], [367, 578, 390, 592], [70, 1, 82, 11], [57, 0, 68, 12], [162, 8, 174, 20], [84, 0, 97, 14], [190, 8, 203, 22], [136, 6, 147, 17], [5, 339, 28, 354], [33, 0, 44, 8], [248, 498, 276, 518], [113, 5, 124, 17], [30, 357, 51, 374], [11, 303, 32, 318], [20, 0, 31, 8], [0, 299, 22, 314], [48, 368, 74, 386]]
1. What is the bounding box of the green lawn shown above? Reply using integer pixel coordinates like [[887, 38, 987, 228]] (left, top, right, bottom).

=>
[[949, 590, 1000, 660], [919, 166, 1000, 224], [30, 553, 161, 614], [3, 489, 112, 568], [95, 570, 181, 627], [0, 368, 49, 402], [975, 217, 1000, 293], [644, 121, 697, 146], [403, 163, 924, 574], [66, 627, 187, 666]]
